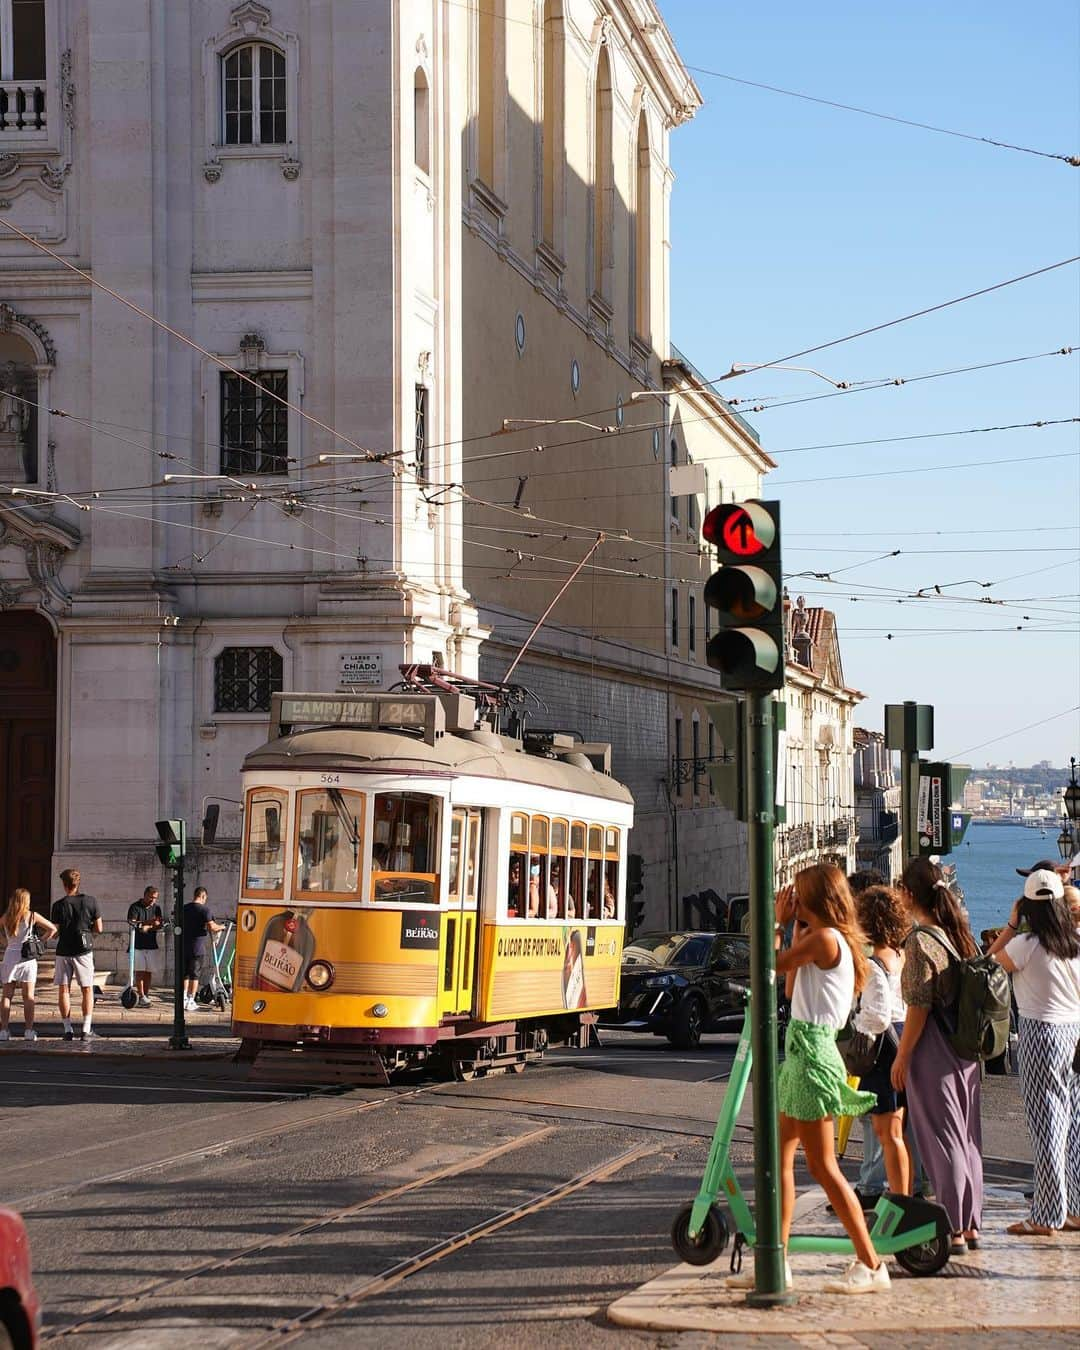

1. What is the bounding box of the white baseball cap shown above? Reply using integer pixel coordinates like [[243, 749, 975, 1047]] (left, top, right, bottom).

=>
[[1022, 868, 1065, 902]]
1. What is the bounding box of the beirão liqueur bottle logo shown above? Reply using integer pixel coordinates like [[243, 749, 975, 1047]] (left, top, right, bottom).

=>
[[255, 910, 315, 992]]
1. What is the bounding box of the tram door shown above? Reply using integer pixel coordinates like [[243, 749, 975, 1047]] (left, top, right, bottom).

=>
[[439, 809, 481, 1017]]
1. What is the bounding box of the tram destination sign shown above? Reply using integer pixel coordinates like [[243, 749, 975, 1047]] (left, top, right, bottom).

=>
[[271, 692, 447, 744]]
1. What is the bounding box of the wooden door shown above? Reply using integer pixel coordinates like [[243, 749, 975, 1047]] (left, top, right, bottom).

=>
[[0, 613, 57, 909]]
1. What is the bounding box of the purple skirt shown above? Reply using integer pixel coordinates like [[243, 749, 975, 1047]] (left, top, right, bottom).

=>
[[905, 1011, 983, 1233]]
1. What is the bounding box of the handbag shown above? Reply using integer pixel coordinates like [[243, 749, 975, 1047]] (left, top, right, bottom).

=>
[[21, 916, 47, 961], [836, 956, 889, 1076]]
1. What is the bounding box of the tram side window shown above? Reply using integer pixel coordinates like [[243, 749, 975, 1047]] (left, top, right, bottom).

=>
[[603, 827, 620, 920], [568, 821, 586, 920], [549, 819, 569, 919], [464, 812, 481, 905], [449, 809, 482, 906], [295, 789, 364, 897], [243, 787, 287, 896], [448, 811, 464, 901], [371, 792, 440, 905], [508, 812, 528, 918], [528, 815, 551, 920], [586, 826, 603, 919]]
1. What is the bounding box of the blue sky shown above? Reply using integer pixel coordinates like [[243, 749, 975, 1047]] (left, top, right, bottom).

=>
[[662, 0, 1080, 768]]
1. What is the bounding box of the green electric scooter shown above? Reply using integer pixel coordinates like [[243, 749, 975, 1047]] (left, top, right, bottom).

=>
[[671, 984, 952, 1277]]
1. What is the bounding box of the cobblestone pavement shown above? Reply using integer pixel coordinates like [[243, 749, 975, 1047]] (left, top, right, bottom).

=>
[[608, 1185, 1079, 1340]]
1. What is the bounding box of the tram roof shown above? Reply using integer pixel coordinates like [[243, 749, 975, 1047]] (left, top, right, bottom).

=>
[[243, 728, 634, 806]]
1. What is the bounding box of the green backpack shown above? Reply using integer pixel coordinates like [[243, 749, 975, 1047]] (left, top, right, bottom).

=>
[[917, 926, 1012, 1063]]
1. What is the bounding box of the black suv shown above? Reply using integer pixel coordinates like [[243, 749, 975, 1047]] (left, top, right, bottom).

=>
[[602, 931, 760, 1049]]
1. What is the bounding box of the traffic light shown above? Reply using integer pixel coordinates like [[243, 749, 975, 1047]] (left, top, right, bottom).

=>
[[626, 854, 646, 934], [155, 819, 186, 869], [701, 500, 785, 691]]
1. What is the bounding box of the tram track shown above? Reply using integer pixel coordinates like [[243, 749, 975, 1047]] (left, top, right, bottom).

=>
[[39, 1124, 556, 1344], [238, 1140, 660, 1348], [15, 1078, 447, 1213]]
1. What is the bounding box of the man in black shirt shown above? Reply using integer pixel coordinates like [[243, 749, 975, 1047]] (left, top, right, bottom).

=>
[[126, 885, 163, 1006], [182, 886, 224, 1012], [51, 868, 103, 1041]]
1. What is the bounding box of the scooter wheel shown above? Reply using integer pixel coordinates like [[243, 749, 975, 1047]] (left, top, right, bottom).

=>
[[671, 1202, 730, 1266], [894, 1232, 951, 1276]]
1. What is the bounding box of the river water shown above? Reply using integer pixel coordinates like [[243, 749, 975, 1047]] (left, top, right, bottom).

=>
[[950, 822, 1063, 939]]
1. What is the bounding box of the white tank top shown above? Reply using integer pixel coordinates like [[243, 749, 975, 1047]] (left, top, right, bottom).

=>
[[790, 927, 855, 1029]]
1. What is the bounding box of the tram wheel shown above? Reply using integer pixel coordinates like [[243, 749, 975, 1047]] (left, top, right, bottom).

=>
[[671, 1202, 730, 1266], [894, 1232, 951, 1276]]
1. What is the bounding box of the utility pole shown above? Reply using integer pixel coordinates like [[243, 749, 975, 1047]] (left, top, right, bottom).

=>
[[743, 691, 790, 1306], [155, 819, 190, 1050], [885, 702, 934, 862]]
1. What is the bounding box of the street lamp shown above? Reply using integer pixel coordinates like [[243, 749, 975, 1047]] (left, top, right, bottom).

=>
[[1057, 823, 1073, 862]]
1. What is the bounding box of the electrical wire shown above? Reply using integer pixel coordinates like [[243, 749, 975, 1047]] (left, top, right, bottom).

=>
[[944, 707, 1080, 761]]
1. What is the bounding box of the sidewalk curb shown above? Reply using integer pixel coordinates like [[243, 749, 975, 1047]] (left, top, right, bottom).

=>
[[607, 1186, 1077, 1336]]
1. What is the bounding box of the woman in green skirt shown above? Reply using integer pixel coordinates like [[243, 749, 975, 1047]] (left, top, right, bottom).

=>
[[767, 864, 887, 1294]]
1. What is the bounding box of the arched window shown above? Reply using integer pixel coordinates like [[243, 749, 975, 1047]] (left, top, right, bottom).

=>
[[633, 111, 651, 340], [540, 1, 564, 250], [413, 66, 430, 174], [591, 44, 613, 299], [0, 330, 40, 484], [222, 42, 286, 146]]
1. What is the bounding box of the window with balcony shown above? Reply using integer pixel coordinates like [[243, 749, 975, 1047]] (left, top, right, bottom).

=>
[[0, 0, 46, 133]]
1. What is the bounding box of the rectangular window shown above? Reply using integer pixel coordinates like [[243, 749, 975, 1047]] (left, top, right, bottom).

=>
[[221, 371, 288, 476], [674, 718, 683, 799], [671, 587, 678, 650], [689, 593, 697, 656], [214, 646, 282, 713], [414, 383, 428, 483], [370, 791, 439, 904], [242, 787, 287, 899], [8, 0, 45, 80], [294, 788, 365, 899], [692, 720, 701, 796]]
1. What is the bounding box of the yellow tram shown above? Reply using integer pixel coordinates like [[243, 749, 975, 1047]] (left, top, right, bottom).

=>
[[231, 689, 634, 1080]]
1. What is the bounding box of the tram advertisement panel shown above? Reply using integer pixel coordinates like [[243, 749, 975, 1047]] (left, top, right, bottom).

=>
[[479, 922, 623, 1020], [233, 904, 441, 1023]]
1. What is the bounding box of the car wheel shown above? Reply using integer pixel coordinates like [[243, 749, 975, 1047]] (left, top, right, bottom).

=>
[[668, 996, 704, 1049]]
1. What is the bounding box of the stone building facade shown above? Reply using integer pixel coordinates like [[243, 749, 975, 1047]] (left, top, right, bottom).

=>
[[0, 1, 773, 925]]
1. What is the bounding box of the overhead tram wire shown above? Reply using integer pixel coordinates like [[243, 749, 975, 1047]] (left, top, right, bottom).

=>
[[450, 0, 1080, 167], [944, 706, 1080, 761]]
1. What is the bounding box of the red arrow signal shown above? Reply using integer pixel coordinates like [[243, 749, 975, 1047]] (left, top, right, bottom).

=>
[[721, 509, 764, 557]]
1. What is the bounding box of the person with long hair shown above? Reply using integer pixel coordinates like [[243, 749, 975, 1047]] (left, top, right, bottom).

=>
[[987, 869, 1080, 1233], [892, 856, 982, 1253], [728, 863, 887, 1294], [852, 885, 912, 1198], [1, 888, 58, 1042]]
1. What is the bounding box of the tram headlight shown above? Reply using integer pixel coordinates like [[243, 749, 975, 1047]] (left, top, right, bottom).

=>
[[372, 1003, 389, 1018], [306, 960, 335, 991]]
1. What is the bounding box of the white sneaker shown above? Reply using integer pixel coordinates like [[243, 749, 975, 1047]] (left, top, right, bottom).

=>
[[138, 996, 152, 1007], [823, 1259, 891, 1295], [0, 1029, 9, 1042], [24, 1029, 37, 1042], [725, 1259, 794, 1290]]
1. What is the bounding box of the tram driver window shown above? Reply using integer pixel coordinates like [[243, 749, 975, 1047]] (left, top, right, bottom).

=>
[[371, 792, 440, 904], [507, 853, 526, 917], [243, 787, 287, 897], [295, 789, 364, 897]]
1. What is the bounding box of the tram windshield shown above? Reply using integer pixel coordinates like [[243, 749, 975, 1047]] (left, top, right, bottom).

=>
[[371, 792, 440, 905], [295, 788, 365, 898]]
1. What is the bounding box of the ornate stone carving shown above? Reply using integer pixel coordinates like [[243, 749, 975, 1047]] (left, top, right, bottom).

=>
[[0, 305, 57, 365], [239, 332, 265, 371], [415, 33, 429, 60], [61, 50, 76, 129], [280, 156, 301, 180], [0, 154, 19, 179], [0, 507, 79, 612], [230, 2, 273, 35], [39, 162, 70, 191], [203, 158, 223, 183]]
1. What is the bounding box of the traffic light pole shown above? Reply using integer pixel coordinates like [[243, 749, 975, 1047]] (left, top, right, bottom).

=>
[[744, 692, 791, 1305], [169, 852, 190, 1051]]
